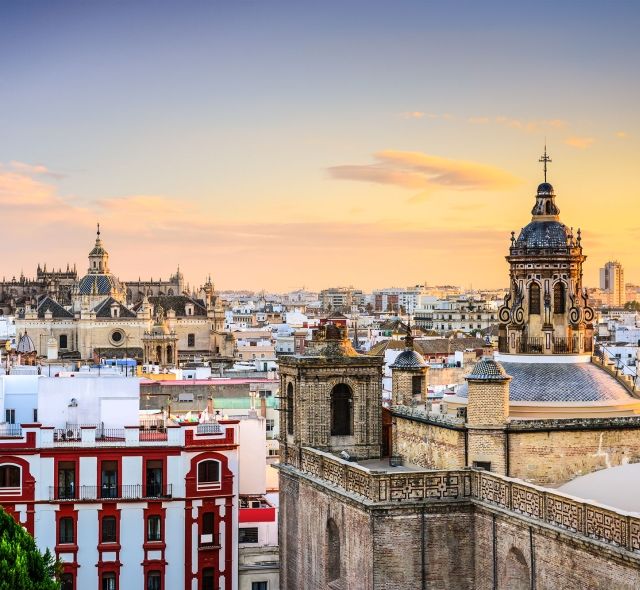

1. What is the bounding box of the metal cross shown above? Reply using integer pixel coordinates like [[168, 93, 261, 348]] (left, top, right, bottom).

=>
[[538, 145, 552, 182]]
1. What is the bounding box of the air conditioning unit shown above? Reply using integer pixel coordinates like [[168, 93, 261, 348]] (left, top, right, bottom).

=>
[[250, 500, 261, 508]]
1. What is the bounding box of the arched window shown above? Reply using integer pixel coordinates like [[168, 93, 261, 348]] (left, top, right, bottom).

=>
[[545, 200, 553, 215], [326, 519, 341, 584], [529, 283, 540, 315], [553, 282, 565, 314], [197, 460, 221, 490], [286, 382, 294, 435], [331, 384, 353, 436], [166, 346, 173, 364], [0, 464, 20, 488], [503, 547, 530, 590]]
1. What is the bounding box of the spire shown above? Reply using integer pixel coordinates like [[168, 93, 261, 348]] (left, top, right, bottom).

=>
[[538, 143, 552, 183], [404, 318, 414, 350], [97, 221, 101, 238]]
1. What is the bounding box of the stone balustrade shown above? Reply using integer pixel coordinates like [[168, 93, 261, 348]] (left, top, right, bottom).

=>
[[294, 446, 640, 554]]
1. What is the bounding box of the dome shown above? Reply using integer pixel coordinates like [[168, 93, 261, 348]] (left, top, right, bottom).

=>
[[466, 358, 509, 381], [390, 349, 427, 369], [78, 273, 123, 295], [457, 361, 632, 402], [89, 243, 107, 256], [536, 182, 555, 195], [16, 332, 36, 354], [515, 220, 570, 249]]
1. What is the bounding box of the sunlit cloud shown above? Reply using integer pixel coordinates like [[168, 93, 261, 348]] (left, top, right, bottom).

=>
[[495, 116, 567, 133], [615, 131, 628, 139], [468, 116, 490, 124], [328, 150, 520, 197], [399, 111, 425, 119], [564, 136, 595, 149], [0, 162, 61, 207]]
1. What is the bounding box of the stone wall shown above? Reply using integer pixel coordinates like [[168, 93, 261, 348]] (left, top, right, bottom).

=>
[[508, 422, 640, 485], [279, 448, 640, 589], [392, 412, 466, 470]]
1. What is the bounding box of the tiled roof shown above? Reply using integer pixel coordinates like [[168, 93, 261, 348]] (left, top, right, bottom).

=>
[[515, 220, 570, 249], [36, 296, 74, 319], [457, 361, 632, 402], [466, 359, 509, 381], [137, 296, 207, 317], [93, 297, 136, 318], [390, 349, 427, 369], [369, 337, 486, 357], [78, 273, 123, 295]]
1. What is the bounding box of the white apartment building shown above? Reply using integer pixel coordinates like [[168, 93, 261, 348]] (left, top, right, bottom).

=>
[[413, 297, 499, 334]]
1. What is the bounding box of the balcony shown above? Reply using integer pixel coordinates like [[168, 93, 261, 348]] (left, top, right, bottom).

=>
[[196, 422, 223, 435], [0, 424, 22, 438], [49, 483, 173, 501]]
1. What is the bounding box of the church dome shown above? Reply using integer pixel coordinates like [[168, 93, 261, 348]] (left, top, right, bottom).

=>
[[17, 332, 36, 353], [78, 274, 123, 296], [515, 220, 571, 249]]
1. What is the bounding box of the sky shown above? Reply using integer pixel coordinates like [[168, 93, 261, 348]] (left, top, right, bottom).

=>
[[1, 0, 639, 291]]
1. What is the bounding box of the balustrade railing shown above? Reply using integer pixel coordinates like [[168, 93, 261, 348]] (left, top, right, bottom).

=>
[[49, 483, 173, 501], [0, 424, 22, 438]]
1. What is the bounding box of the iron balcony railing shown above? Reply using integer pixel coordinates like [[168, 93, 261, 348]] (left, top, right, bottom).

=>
[[196, 422, 223, 435], [0, 424, 23, 438], [49, 483, 173, 501]]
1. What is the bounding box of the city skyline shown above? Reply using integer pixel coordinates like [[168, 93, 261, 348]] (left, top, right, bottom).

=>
[[1, 1, 639, 291]]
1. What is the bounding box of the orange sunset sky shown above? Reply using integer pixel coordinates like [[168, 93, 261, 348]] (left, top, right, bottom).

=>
[[1, 1, 638, 292]]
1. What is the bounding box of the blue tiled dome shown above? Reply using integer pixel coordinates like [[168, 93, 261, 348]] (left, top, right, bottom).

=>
[[515, 220, 570, 249]]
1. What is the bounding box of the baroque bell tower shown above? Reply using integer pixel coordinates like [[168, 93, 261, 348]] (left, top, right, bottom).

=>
[[498, 149, 594, 355]]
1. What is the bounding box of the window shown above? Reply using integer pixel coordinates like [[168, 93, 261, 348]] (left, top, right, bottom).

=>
[[101, 573, 116, 590], [327, 519, 341, 584], [286, 383, 294, 434], [33, 408, 38, 422], [266, 419, 274, 433], [554, 282, 566, 314], [146, 460, 163, 497], [197, 460, 220, 487], [61, 573, 74, 590], [330, 383, 352, 436], [5, 409, 15, 424], [529, 283, 540, 315], [0, 464, 20, 488], [239, 527, 258, 543], [252, 583, 268, 590], [57, 461, 76, 499], [188, 333, 195, 347], [59, 334, 68, 349], [411, 375, 422, 396], [101, 461, 118, 498], [59, 517, 74, 544], [147, 515, 161, 542], [147, 571, 161, 590], [473, 461, 492, 471], [202, 568, 215, 590], [102, 516, 116, 543], [202, 512, 215, 535]]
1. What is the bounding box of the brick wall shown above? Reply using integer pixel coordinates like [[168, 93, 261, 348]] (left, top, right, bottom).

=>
[[392, 416, 466, 469]]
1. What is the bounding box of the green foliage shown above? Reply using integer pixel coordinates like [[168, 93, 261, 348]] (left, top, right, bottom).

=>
[[623, 301, 640, 311], [0, 507, 59, 590]]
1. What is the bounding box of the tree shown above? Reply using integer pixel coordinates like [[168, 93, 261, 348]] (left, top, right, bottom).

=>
[[0, 508, 59, 590], [623, 301, 640, 311]]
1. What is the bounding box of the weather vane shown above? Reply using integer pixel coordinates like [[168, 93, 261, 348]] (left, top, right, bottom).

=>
[[538, 144, 552, 183]]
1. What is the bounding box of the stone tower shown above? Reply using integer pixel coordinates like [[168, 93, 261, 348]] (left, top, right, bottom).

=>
[[498, 152, 594, 355], [278, 321, 384, 465], [465, 358, 511, 474], [389, 325, 428, 406]]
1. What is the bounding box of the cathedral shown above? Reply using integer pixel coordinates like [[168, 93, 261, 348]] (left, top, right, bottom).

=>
[[8, 227, 234, 364], [278, 161, 640, 589]]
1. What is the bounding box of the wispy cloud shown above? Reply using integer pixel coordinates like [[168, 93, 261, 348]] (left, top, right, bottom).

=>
[[494, 116, 567, 134], [399, 111, 425, 119], [328, 150, 520, 198], [564, 136, 595, 149], [615, 131, 628, 139]]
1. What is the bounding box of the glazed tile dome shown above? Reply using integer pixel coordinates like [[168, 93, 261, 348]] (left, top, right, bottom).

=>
[[78, 273, 123, 295], [390, 349, 427, 369], [515, 220, 571, 249]]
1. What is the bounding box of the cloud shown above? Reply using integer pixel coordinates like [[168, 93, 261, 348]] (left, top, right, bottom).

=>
[[0, 162, 62, 207], [328, 150, 520, 195], [615, 131, 628, 139], [468, 116, 490, 124], [564, 136, 595, 149], [400, 111, 425, 119], [495, 116, 567, 133]]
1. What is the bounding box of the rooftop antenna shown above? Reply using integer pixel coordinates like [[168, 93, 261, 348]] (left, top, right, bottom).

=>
[[538, 142, 552, 183]]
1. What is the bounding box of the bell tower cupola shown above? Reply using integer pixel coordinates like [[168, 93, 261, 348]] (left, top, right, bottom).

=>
[[88, 223, 110, 274]]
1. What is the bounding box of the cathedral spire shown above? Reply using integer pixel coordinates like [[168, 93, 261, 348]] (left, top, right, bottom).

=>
[[538, 143, 552, 183]]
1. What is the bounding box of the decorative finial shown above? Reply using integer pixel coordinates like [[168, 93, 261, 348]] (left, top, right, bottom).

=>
[[97, 222, 101, 237], [510, 230, 516, 246], [538, 143, 552, 183]]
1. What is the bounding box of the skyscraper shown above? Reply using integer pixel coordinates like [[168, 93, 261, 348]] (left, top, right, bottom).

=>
[[600, 260, 626, 307]]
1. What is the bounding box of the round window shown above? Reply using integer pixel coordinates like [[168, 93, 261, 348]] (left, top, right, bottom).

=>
[[110, 330, 125, 346]]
